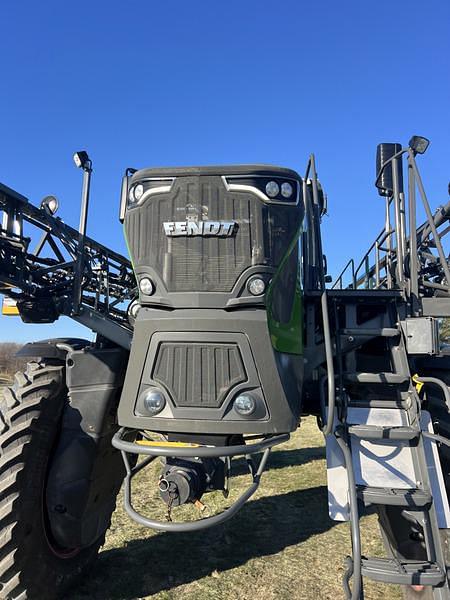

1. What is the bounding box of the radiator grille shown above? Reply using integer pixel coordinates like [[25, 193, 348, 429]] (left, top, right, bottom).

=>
[[125, 175, 302, 293], [152, 342, 247, 408]]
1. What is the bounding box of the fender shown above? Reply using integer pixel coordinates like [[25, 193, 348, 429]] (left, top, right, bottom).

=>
[[17, 337, 91, 361], [19, 338, 130, 549]]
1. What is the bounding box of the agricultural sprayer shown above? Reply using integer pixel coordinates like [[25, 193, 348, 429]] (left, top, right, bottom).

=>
[[0, 137, 449, 599]]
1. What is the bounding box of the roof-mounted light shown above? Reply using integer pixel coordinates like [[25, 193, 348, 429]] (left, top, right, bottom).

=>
[[73, 150, 91, 171], [40, 195, 59, 215], [409, 135, 430, 155]]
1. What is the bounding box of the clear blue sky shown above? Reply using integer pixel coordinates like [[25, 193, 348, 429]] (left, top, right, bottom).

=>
[[1, 0, 449, 342]]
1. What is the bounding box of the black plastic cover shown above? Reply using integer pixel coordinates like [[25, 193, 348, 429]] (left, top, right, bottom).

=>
[[376, 143, 403, 197], [125, 169, 303, 296], [130, 164, 300, 181], [46, 346, 129, 549]]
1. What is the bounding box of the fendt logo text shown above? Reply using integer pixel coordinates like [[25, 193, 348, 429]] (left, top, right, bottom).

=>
[[163, 221, 237, 237]]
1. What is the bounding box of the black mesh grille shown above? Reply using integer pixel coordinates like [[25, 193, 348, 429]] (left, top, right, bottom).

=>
[[152, 342, 247, 408]]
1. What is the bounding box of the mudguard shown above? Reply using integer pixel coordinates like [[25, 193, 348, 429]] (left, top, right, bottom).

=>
[[20, 339, 129, 549]]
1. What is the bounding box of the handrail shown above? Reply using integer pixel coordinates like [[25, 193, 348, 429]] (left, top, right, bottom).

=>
[[333, 259, 355, 290], [415, 377, 450, 412], [374, 146, 408, 189], [303, 156, 336, 435], [353, 227, 395, 287], [335, 431, 362, 600], [409, 152, 450, 288], [332, 143, 450, 301], [321, 291, 336, 435]]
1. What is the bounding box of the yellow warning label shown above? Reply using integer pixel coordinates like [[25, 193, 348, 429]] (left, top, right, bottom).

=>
[[136, 439, 200, 448], [2, 297, 19, 316], [412, 373, 424, 393]]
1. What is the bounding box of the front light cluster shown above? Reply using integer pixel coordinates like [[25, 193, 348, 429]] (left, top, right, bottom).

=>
[[247, 276, 266, 296], [224, 175, 299, 205], [234, 392, 256, 416], [128, 183, 144, 205], [141, 388, 166, 415], [265, 180, 294, 199], [138, 387, 261, 419], [127, 299, 141, 325], [139, 277, 155, 296]]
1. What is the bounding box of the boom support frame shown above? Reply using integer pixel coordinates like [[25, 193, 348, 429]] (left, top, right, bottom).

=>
[[0, 181, 136, 348]]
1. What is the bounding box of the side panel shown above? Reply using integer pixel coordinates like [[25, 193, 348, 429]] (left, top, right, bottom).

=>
[[46, 346, 129, 549]]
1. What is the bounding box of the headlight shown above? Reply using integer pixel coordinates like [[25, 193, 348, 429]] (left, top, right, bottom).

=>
[[281, 182, 294, 198], [142, 388, 166, 415], [265, 181, 280, 198], [134, 184, 144, 200], [139, 277, 155, 295], [234, 393, 256, 416], [127, 299, 141, 325], [247, 277, 266, 296], [223, 175, 299, 205], [128, 183, 144, 204]]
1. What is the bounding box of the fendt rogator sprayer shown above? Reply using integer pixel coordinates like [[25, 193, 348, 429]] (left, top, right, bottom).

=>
[[0, 136, 449, 599]]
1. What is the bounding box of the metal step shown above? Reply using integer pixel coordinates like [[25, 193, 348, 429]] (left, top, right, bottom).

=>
[[357, 485, 432, 508], [361, 557, 445, 586], [342, 327, 400, 338], [344, 372, 409, 384], [348, 399, 408, 409], [348, 424, 419, 440]]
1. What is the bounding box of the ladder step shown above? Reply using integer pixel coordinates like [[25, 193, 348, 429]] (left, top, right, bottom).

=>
[[344, 372, 409, 384], [342, 328, 400, 338], [348, 424, 419, 440], [357, 486, 432, 508], [361, 557, 445, 586], [348, 399, 407, 409]]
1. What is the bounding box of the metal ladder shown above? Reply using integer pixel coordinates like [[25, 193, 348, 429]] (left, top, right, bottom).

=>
[[322, 292, 450, 599]]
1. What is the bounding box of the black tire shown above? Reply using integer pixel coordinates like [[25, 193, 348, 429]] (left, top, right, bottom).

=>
[[0, 361, 108, 600]]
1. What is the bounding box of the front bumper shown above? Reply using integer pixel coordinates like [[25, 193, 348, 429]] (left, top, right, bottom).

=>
[[112, 427, 289, 532]]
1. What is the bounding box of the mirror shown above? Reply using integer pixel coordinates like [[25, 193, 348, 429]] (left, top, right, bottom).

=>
[[375, 143, 403, 197]]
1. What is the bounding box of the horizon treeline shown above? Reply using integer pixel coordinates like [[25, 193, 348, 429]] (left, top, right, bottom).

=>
[[0, 343, 26, 379]]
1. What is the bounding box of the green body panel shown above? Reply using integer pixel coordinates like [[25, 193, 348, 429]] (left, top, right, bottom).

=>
[[266, 228, 303, 355]]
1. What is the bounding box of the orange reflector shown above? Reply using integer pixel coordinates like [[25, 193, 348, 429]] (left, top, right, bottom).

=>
[[2, 297, 19, 316]]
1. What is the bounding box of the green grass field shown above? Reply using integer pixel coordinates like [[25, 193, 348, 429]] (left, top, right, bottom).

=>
[[62, 416, 401, 600]]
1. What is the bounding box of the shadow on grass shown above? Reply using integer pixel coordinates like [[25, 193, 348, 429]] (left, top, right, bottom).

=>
[[267, 446, 324, 470], [68, 484, 335, 600], [231, 446, 325, 477]]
